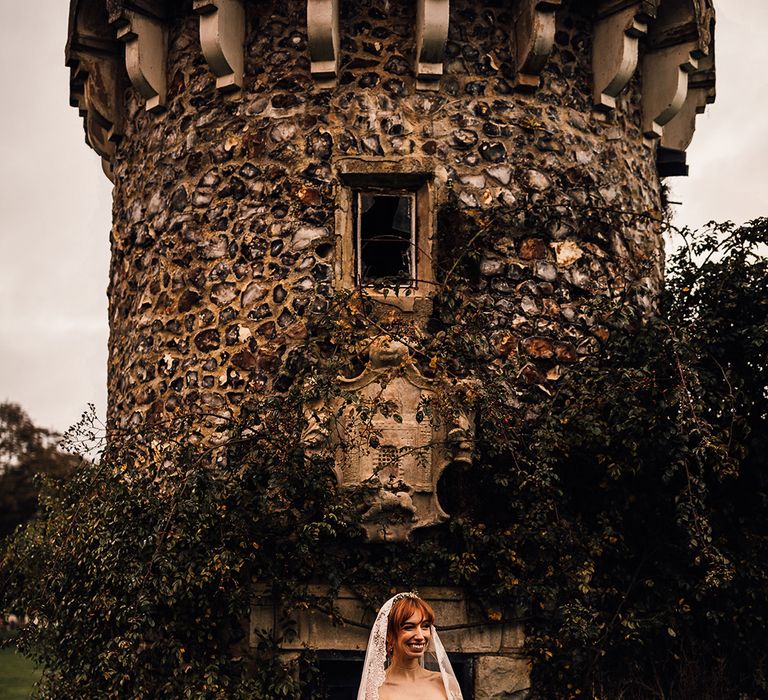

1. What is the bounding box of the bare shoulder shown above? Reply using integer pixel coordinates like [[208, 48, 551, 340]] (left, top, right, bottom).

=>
[[378, 681, 397, 700], [427, 670, 449, 695]]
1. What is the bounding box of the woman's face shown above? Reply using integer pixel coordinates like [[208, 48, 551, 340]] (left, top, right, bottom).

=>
[[392, 611, 432, 660]]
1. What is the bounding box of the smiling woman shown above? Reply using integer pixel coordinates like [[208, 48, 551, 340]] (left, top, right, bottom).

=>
[[357, 593, 463, 700]]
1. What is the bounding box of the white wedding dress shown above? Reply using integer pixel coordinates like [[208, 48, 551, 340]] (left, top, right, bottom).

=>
[[356, 593, 464, 700]]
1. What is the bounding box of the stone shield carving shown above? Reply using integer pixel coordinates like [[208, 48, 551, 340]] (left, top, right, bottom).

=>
[[303, 337, 474, 542]]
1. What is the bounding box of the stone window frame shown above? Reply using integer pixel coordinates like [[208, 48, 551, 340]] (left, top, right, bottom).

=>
[[335, 165, 435, 312]]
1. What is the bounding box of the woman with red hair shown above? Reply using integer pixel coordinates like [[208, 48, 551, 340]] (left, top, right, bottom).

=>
[[357, 592, 463, 700]]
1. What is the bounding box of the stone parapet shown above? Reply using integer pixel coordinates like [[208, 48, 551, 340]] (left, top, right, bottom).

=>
[[67, 0, 715, 181]]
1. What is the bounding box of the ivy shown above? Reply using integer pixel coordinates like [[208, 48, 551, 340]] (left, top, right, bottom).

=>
[[1, 213, 767, 699]]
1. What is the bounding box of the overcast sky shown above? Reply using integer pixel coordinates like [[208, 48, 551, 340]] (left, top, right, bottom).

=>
[[0, 1, 766, 433]]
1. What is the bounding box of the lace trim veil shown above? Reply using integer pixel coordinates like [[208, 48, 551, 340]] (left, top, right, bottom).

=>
[[356, 593, 464, 700]]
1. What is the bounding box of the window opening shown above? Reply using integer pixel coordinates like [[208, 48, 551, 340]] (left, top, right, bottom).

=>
[[356, 192, 416, 286]]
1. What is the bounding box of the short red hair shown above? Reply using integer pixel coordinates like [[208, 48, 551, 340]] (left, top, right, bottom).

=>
[[386, 595, 436, 652]]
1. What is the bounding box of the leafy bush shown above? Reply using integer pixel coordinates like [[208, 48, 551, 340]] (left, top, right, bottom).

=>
[[1, 217, 766, 699]]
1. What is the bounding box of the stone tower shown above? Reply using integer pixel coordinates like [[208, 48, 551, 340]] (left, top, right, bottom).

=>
[[66, 0, 715, 696]]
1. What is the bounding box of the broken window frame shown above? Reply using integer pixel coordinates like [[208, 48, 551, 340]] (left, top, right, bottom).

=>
[[354, 189, 418, 288], [335, 168, 435, 310]]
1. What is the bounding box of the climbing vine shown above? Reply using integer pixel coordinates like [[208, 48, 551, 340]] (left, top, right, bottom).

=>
[[2, 208, 767, 699]]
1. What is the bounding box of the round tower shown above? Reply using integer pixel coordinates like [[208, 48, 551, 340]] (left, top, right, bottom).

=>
[[66, 0, 716, 695]]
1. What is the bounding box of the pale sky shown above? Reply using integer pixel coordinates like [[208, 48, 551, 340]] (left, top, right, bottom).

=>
[[0, 1, 765, 433]]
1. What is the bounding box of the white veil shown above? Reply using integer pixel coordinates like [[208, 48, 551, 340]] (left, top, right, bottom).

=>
[[356, 593, 464, 700]]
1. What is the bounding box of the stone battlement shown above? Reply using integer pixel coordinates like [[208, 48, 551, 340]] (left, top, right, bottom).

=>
[[68, 0, 714, 181]]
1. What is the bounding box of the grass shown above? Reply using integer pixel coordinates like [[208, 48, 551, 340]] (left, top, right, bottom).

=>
[[0, 646, 40, 700]]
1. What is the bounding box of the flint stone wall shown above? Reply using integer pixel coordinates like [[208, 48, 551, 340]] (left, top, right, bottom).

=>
[[107, 0, 663, 432]]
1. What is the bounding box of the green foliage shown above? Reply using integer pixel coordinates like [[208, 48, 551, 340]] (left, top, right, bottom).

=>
[[1, 216, 767, 699]]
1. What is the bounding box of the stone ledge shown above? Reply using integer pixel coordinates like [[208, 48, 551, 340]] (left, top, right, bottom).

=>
[[250, 585, 526, 656]]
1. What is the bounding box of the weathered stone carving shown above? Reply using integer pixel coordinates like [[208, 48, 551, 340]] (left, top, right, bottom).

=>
[[641, 0, 713, 139], [303, 337, 474, 542], [592, 1, 659, 111], [642, 44, 698, 139], [415, 0, 450, 90], [511, 0, 562, 91], [660, 48, 715, 153], [69, 56, 121, 182], [72, 58, 121, 136], [193, 0, 246, 94], [115, 10, 168, 113], [307, 0, 339, 88]]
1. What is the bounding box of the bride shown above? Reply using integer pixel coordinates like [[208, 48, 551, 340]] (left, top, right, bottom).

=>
[[357, 592, 463, 700]]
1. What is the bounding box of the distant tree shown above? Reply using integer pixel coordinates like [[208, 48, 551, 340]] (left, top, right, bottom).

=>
[[0, 403, 79, 539]]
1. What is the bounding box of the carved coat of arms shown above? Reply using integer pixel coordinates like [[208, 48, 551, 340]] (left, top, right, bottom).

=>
[[303, 336, 474, 541]]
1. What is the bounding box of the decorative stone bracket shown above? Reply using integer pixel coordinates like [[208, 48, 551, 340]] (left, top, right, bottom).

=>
[[307, 0, 339, 88], [302, 337, 475, 542], [115, 10, 168, 113], [660, 49, 715, 152], [415, 0, 450, 90], [592, 1, 659, 111], [67, 28, 123, 182], [642, 41, 699, 138], [511, 0, 562, 92], [641, 0, 714, 140], [193, 0, 245, 93], [65, 0, 716, 179]]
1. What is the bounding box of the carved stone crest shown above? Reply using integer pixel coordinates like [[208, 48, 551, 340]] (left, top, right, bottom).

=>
[[303, 337, 474, 542]]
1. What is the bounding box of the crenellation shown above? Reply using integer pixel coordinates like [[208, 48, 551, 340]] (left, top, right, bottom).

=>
[[67, 0, 715, 176]]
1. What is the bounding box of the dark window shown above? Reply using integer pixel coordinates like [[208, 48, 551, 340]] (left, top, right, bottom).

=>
[[355, 192, 416, 286], [309, 651, 474, 699]]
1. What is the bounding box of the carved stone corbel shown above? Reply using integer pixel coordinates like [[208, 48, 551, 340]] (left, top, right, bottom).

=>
[[641, 0, 712, 140], [511, 0, 562, 92], [68, 48, 123, 182], [415, 0, 450, 91], [193, 0, 246, 94], [101, 158, 115, 182], [660, 50, 715, 152], [641, 41, 699, 138], [657, 49, 714, 176], [592, 1, 659, 111], [307, 0, 339, 88], [115, 10, 168, 113]]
